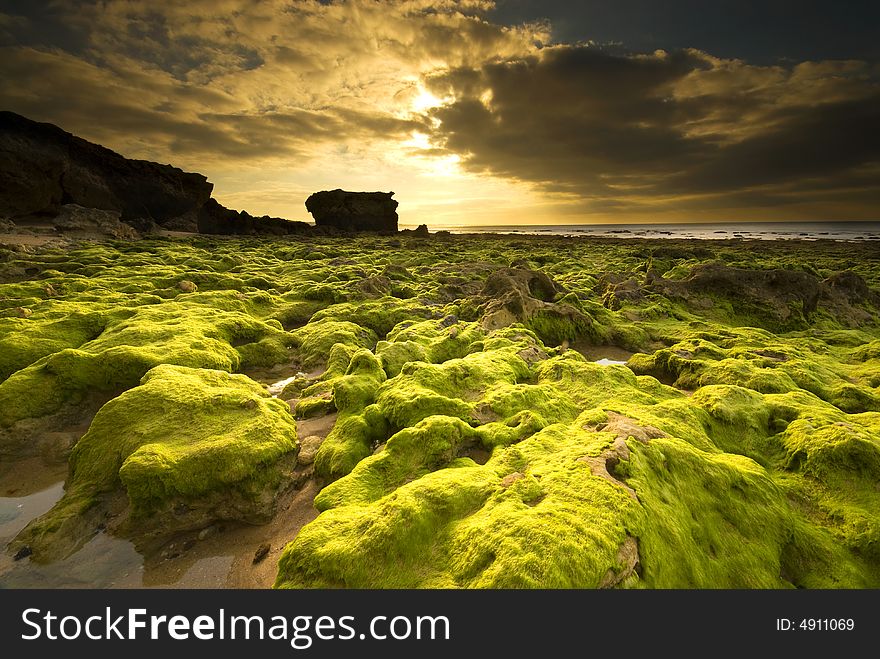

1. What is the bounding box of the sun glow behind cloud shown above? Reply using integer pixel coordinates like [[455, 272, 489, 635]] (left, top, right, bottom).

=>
[[410, 86, 448, 114], [400, 87, 468, 180]]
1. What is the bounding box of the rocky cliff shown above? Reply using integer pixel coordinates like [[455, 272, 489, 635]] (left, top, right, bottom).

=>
[[0, 111, 212, 229]]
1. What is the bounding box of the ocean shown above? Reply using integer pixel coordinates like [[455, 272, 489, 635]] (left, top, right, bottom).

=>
[[400, 221, 880, 242]]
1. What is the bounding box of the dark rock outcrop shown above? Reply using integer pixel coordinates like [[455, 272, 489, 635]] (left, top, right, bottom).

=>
[[595, 272, 644, 309], [198, 199, 312, 236], [648, 263, 879, 329], [305, 189, 398, 232], [655, 263, 822, 320], [689, 264, 820, 309], [478, 266, 598, 345], [482, 267, 560, 304], [0, 111, 212, 227], [401, 223, 430, 237], [823, 270, 877, 305]]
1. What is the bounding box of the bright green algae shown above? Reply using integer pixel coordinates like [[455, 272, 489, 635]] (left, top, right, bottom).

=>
[[11, 364, 298, 561], [1, 235, 878, 586]]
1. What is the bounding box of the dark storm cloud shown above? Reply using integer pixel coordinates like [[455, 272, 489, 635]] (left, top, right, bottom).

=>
[[0, 0, 92, 52], [489, 0, 880, 64], [191, 109, 426, 158], [665, 92, 880, 193], [423, 45, 880, 212], [428, 48, 706, 179]]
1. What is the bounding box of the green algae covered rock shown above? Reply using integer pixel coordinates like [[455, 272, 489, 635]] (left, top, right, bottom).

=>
[[0, 300, 293, 436], [290, 319, 377, 368], [314, 415, 481, 511], [312, 350, 389, 480], [2, 235, 879, 589], [12, 364, 298, 561], [277, 375, 879, 589], [627, 328, 880, 413], [277, 349, 880, 590], [0, 305, 108, 382]]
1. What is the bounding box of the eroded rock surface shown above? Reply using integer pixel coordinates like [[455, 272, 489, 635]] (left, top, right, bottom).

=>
[[52, 204, 139, 240]]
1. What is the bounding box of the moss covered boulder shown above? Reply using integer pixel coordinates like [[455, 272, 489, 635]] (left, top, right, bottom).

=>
[[11, 364, 298, 561]]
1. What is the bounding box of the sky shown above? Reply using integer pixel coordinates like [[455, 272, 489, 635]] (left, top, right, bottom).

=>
[[0, 0, 878, 226]]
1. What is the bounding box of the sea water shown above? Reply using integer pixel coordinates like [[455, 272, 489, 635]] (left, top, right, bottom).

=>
[[400, 221, 880, 241]]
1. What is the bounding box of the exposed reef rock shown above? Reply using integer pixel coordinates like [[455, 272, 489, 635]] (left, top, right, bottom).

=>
[[478, 267, 599, 345], [596, 272, 645, 309], [655, 263, 821, 324], [644, 263, 880, 330], [197, 198, 312, 236], [0, 111, 212, 227], [2, 233, 879, 590], [823, 270, 880, 308], [400, 223, 429, 237], [305, 189, 398, 232], [11, 364, 299, 562]]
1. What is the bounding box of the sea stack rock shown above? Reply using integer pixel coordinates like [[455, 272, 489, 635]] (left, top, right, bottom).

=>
[[305, 189, 398, 232], [0, 111, 212, 229]]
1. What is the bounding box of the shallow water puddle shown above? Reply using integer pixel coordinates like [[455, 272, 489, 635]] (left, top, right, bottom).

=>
[[1, 475, 321, 588], [568, 342, 635, 366], [0, 461, 143, 588], [0, 531, 144, 588], [0, 445, 319, 589], [267, 375, 299, 397], [0, 481, 65, 547], [244, 363, 325, 398]]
